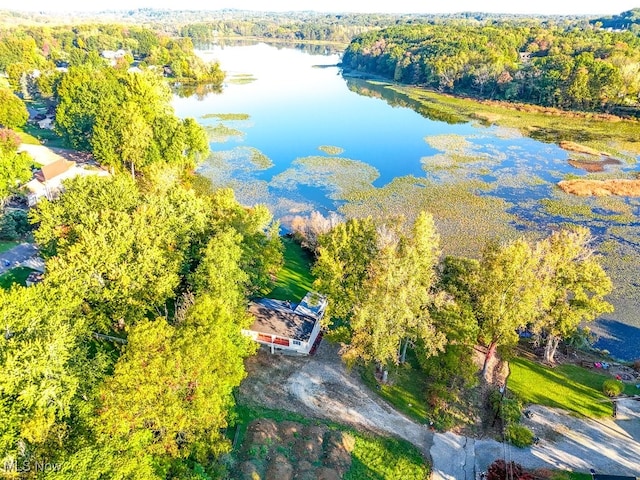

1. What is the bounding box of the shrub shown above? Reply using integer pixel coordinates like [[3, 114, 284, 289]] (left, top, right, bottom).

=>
[[489, 390, 522, 424], [505, 424, 534, 448], [0, 210, 31, 240], [602, 378, 624, 397], [487, 459, 534, 480]]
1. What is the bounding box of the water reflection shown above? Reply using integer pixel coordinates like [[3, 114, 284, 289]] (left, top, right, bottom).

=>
[[344, 77, 467, 124]]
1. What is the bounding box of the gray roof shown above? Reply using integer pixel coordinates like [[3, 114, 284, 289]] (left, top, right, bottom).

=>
[[247, 292, 327, 342]]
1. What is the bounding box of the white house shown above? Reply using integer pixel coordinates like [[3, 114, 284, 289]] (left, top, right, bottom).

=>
[[24, 157, 109, 206], [243, 291, 327, 355]]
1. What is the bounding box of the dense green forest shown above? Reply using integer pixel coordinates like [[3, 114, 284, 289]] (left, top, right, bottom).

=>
[[0, 23, 224, 91], [591, 8, 640, 31], [342, 23, 640, 113], [1, 174, 283, 478]]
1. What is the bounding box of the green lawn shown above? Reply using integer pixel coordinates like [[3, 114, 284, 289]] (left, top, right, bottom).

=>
[[361, 350, 430, 424], [509, 357, 637, 418], [0, 241, 19, 254], [0, 267, 36, 289], [267, 237, 315, 303], [20, 123, 67, 149]]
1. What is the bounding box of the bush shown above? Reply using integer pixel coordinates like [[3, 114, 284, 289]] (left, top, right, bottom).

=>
[[505, 424, 534, 448], [487, 459, 534, 480], [489, 390, 522, 424], [0, 210, 31, 240], [602, 378, 624, 397]]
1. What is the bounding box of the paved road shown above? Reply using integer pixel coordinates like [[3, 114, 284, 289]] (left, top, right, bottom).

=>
[[0, 243, 39, 275], [432, 400, 640, 479]]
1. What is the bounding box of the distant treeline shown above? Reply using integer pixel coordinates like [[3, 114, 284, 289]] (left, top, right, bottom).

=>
[[341, 23, 640, 114], [591, 8, 640, 31], [0, 23, 224, 90]]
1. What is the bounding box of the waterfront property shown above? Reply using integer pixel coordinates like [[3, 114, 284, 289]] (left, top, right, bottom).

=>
[[243, 291, 327, 355]]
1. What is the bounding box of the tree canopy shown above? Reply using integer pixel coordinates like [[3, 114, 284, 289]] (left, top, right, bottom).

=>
[[2, 173, 282, 478], [342, 23, 640, 113]]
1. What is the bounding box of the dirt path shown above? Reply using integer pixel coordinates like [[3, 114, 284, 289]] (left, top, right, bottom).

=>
[[238, 341, 434, 458]]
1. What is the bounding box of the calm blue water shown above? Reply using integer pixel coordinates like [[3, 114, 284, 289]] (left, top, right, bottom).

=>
[[172, 42, 640, 361]]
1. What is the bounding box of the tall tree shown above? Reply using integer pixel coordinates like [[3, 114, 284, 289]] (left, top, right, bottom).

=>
[[314, 213, 444, 366], [0, 128, 32, 206], [0, 89, 28, 129], [533, 227, 613, 363], [472, 239, 539, 377]]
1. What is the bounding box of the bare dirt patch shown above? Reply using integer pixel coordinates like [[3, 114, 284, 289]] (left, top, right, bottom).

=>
[[237, 341, 434, 457], [233, 418, 351, 480]]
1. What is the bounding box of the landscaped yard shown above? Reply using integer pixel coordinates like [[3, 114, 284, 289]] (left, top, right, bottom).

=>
[[267, 237, 315, 303], [509, 357, 637, 418], [0, 266, 36, 289], [360, 350, 430, 424]]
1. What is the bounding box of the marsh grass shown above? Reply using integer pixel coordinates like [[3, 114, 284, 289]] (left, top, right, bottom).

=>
[[383, 83, 640, 159]]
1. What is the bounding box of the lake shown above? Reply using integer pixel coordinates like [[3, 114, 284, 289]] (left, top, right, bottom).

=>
[[172, 42, 640, 361]]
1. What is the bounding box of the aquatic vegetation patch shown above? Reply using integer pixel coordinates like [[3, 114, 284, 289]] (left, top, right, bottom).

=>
[[205, 123, 245, 142], [227, 73, 257, 84], [270, 156, 379, 199], [200, 113, 251, 120], [340, 176, 518, 258], [318, 145, 345, 155]]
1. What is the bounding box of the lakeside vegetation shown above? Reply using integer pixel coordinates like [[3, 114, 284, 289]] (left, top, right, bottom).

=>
[[342, 23, 640, 115], [2, 10, 640, 479]]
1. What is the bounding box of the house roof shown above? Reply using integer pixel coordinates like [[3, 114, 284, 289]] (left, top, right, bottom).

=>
[[247, 292, 327, 342], [37, 158, 75, 182]]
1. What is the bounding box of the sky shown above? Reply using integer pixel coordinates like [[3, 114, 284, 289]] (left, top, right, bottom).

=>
[[5, 0, 640, 16]]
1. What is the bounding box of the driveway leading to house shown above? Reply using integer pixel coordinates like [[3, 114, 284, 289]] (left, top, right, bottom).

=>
[[240, 340, 640, 479], [0, 243, 39, 275], [238, 341, 435, 458]]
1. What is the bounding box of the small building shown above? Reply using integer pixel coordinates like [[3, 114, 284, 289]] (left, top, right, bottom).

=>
[[243, 292, 327, 355], [24, 157, 109, 206]]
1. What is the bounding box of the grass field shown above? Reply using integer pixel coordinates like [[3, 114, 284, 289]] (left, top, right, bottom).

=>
[[509, 357, 637, 418], [0, 241, 19, 254], [21, 123, 67, 149], [267, 237, 315, 303], [0, 267, 36, 289]]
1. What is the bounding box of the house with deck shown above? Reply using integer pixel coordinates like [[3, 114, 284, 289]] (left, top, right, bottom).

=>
[[243, 291, 327, 355]]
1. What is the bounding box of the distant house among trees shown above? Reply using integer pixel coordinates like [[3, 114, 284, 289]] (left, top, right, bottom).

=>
[[23, 156, 108, 206], [243, 292, 327, 355]]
